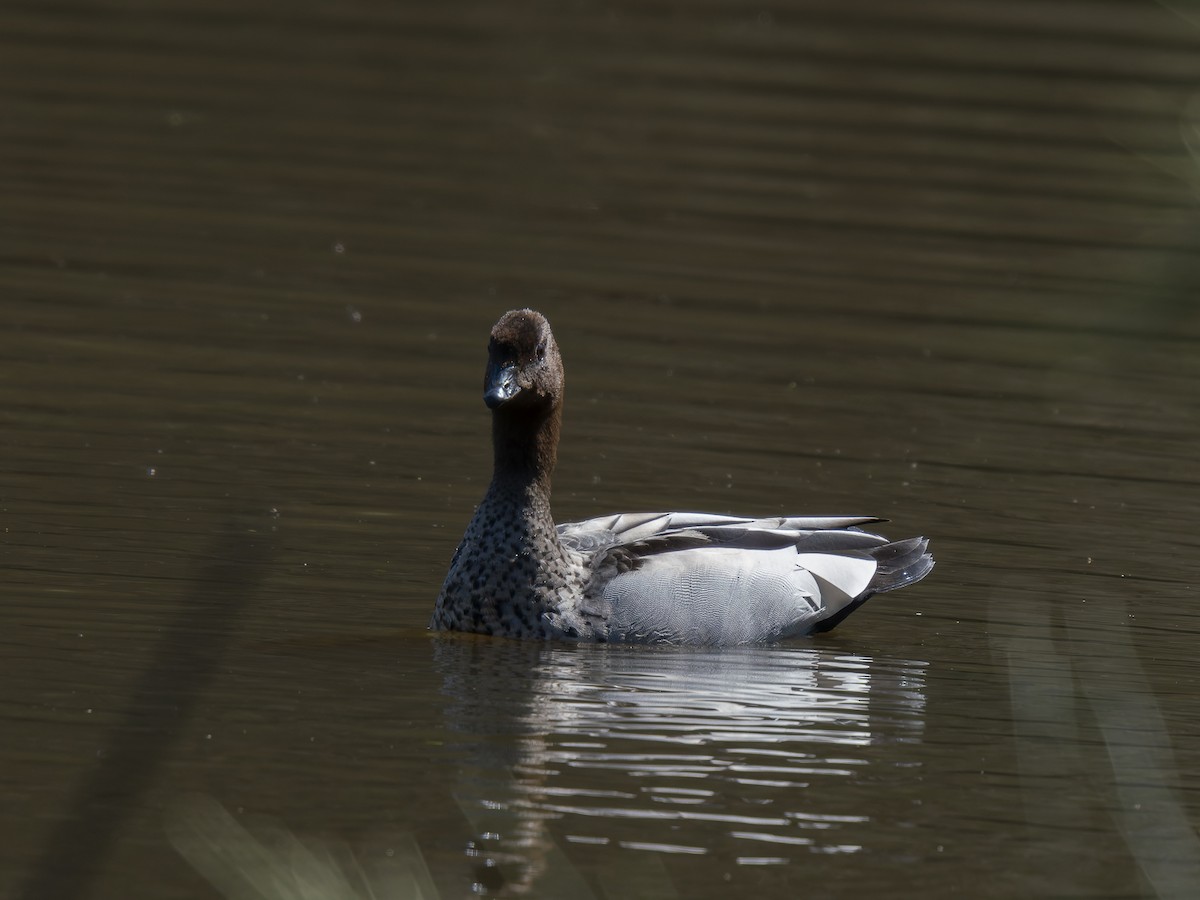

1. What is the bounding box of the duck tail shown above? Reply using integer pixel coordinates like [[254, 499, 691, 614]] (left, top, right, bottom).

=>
[[869, 536, 935, 594], [809, 536, 933, 634]]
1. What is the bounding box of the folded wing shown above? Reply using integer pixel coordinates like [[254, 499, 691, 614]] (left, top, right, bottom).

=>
[[559, 512, 933, 645]]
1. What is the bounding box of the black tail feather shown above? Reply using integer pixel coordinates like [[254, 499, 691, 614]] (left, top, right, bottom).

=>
[[809, 536, 934, 634], [870, 536, 934, 594]]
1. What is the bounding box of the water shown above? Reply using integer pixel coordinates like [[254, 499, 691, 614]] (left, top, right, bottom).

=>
[[3, 1, 1200, 898]]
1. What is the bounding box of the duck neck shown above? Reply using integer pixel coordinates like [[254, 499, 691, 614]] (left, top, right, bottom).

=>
[[488, 401, 561, 508]]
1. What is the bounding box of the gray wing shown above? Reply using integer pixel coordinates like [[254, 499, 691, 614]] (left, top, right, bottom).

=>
[[558, 512, 885, 548], [558, 512, 932, 645]]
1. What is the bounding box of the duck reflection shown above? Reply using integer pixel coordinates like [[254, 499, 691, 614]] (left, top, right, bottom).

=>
[[433, 638, 928, 896]]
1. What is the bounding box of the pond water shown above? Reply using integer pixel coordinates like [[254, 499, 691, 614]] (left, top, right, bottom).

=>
[[3, 1, 1200, 898]]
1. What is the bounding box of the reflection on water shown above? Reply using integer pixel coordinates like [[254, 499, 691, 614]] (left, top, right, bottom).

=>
[[993, 584, 1200, 900], [434, 640, 926, 894], [168, 795, 440, 900]]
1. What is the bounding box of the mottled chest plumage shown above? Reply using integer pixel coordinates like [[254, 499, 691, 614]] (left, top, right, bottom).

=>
[[430, 488, 590, 639]]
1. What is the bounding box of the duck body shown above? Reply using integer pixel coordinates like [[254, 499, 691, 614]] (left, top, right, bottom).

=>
[[429, 309, 934, 645]]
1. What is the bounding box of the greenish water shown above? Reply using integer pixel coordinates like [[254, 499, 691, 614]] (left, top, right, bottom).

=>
[[3, 1, 1200, 898]]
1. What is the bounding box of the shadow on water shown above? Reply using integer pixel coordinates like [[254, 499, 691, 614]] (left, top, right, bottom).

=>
[[18, 518, 271, 900]]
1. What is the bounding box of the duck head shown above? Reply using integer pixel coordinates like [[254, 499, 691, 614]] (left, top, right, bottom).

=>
[[484, 309, 563, 413]]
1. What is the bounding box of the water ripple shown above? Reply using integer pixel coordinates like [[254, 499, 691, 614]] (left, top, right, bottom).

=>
[[434, 640, 927, 890]]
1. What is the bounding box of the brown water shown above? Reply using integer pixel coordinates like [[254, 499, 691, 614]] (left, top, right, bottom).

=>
[[4, 1, 1200, 898]]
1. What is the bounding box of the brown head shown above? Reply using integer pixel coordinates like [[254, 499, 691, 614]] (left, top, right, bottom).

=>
[[483, 309, 564, 485]]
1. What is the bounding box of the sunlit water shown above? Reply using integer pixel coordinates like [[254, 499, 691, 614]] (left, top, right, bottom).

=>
[[3, 0, 1200, 898]]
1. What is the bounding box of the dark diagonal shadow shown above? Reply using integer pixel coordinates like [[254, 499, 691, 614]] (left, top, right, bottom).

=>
[[18, 520, 271, 900]]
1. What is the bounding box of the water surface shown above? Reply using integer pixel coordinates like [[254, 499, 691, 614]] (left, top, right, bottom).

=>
[[3, 1, 1200, 898]]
